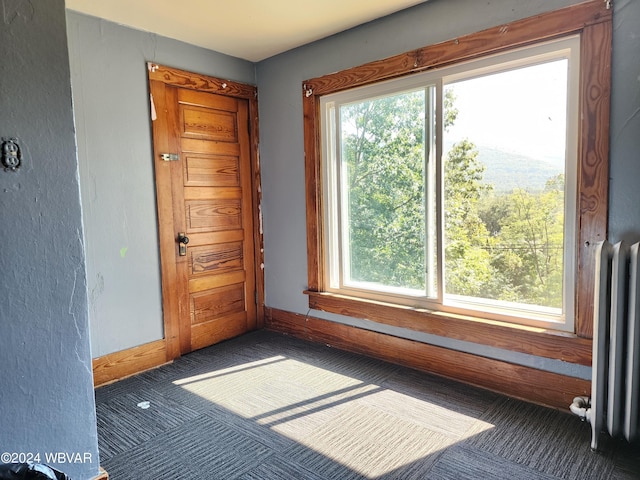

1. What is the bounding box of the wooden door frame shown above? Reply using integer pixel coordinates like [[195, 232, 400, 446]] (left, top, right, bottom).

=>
[[148, 63, 264, 361]]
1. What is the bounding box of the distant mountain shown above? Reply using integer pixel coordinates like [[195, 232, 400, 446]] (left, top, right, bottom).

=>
[[456, 144, 563, 193]]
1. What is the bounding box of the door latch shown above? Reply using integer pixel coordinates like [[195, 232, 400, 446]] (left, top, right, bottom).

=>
[[177, 232, 189, 256], [161, 153, 179, 162]]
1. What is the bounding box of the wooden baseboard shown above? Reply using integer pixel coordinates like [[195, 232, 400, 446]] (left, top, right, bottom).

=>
[[92, 339, 168, 387], [265, 307, 590, 411], [92, 467, 108, 480]]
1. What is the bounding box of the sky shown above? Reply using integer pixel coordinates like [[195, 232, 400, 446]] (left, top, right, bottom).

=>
[[444, 59, 569, 168]]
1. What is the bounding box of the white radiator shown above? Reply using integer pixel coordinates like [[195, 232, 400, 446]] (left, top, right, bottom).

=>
[[570, 240, 640, 450]]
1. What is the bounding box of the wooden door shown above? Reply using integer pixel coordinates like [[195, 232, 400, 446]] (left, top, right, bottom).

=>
[[149, 65, 262, 358]]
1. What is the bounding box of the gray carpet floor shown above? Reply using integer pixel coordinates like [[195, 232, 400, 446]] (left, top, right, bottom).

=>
[[95, 330, 640, 479]]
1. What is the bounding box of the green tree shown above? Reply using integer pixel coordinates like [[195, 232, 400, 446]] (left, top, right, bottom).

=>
[[471, 174, 565, 307], [443, 139, 505, 297], [341, 90, 426, 289], [444, 88, 459, 131], [492, 176, 565, 307], [339, 84, 566, 311]]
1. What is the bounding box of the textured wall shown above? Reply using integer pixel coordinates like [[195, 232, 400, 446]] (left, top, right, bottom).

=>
[[0, 1, 99, 478], [66, 11, 256, 357], [256, 0, 640, 377]]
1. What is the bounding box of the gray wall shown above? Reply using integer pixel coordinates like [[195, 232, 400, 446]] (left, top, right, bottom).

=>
[[0, 1, 99, 478], [256, 0, 640, 378], [609, 0, 640, 243], [66, 11, 256, 357]]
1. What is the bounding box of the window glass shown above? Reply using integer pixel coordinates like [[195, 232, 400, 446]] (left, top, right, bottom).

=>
[[338, 90, 427, 294], [443, 59, 573, 317]]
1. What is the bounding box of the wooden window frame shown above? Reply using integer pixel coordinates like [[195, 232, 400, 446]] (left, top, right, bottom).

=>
[[302, 0, 611, 366]]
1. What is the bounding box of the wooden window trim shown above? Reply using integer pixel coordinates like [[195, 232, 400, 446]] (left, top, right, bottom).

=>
[[302, 0, 611, 364]]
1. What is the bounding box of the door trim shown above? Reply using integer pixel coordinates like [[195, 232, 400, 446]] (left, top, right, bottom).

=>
[[148, 63, 264, 361]]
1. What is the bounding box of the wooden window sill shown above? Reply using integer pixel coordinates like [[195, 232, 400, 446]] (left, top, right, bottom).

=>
[[305, 290, 592, 366]]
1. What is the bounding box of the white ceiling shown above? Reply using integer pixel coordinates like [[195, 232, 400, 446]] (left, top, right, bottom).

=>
[[66, 0, 428, 62]]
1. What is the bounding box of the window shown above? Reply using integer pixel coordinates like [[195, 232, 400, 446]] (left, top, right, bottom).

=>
[[304, 1, 610, 355], [320, 37, 579, 331]]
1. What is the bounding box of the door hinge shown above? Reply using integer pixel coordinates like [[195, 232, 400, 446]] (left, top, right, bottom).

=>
[[161, 153, 180, 162]]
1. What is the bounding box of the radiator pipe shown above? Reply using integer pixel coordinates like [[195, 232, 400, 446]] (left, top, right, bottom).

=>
[[570, 396, 592, 423]]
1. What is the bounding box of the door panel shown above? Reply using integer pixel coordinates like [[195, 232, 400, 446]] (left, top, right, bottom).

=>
[[181, 106, 237, 141], [183, 154, 240, 187], [185, 199, 243, 232], [188, 242, 244, 275], [191, 311, 248, 351], [190, 284, 246, 325], [189, 270, 246, 293], [150, 67, 258, 356]]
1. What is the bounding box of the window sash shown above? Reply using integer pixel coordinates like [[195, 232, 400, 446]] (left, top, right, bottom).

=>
[[320, 36, 579, 332]]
